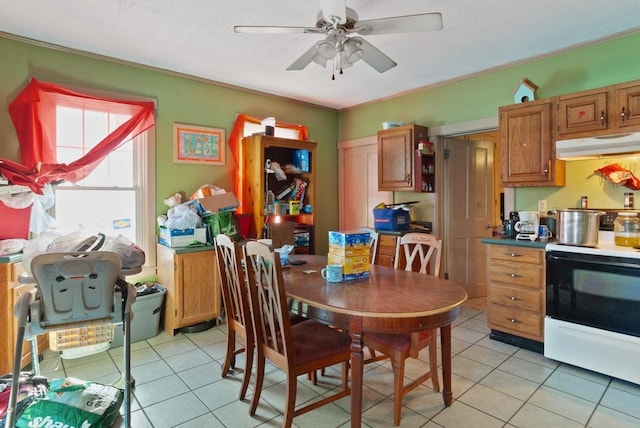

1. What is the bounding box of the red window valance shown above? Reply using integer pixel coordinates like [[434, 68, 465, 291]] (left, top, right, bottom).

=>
[[0, 78, 155, 194]]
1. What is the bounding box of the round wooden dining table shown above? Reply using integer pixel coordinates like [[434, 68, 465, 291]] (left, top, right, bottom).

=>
[[283, 255, 468, 428]]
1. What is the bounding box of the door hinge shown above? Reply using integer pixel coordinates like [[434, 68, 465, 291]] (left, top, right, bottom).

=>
[[444, 272, 449, 280], [443, 148, 450, 159]]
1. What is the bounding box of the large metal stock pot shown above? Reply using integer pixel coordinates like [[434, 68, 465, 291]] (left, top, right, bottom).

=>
[[556, 209, 605, 247]]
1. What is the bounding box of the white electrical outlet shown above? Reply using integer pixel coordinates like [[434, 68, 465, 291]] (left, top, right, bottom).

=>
[[538, 200, 547, 212]]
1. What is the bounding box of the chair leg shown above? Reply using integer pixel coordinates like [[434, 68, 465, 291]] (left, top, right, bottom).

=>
[[249, 355, 265, 415], [221, 330, 236, 376], [429, 331, 440, 392], [283, 373, 297, 428], [239, 338, 254, 400], [390, 357, 405, 426]]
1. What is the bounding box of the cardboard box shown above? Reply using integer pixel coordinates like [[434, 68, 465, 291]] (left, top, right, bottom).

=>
[[328, 230, 371, 257], [327, 253, 370, 281], [196, 192, 240, 216], [373, 208, 410, 231], [158, 227, 207, 247]]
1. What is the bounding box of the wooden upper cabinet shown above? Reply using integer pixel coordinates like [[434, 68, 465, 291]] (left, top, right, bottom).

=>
[[378, 124, 428, 191], [499, 100, 565, 187], [557, 80, 640, 138], [557, 89, 609, 135], [616, 81, 640, 130]]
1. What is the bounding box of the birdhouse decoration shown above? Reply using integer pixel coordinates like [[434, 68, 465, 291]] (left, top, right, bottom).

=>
[[513, 78, 539, 103]]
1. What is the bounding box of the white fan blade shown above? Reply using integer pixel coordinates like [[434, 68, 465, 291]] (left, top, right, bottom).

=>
[[234, 25, 321, 34], [287, 43, 321, 70], [355, 13, 443, 35], [351, 36, 397, 73], [319, 0, 347, 24]]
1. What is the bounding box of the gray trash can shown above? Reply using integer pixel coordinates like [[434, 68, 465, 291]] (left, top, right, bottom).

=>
[[110, 284, 166, 348]]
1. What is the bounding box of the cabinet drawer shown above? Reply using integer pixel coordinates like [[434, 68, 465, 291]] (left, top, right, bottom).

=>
[[489, 284, 541, 312], [489, 305, 542, 340], [488, 245, 543, 264], [489, 263, 541, 289]]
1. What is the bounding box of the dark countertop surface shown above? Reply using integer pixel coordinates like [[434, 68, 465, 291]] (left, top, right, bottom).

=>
[[481, 236, 549, 249], [377, 227, 432, 236]]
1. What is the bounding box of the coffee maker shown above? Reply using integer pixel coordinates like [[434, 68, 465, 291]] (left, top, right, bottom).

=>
[[503, 211, 519, 239], [515, 211, 540, 241]]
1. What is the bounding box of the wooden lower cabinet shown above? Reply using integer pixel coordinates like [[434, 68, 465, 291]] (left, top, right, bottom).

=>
[[486, 244, 545, 342], [157, 245, 221, 336], [377, 234, 399, 267], [377, 232, 425, 271], [1, 261, 48, 375]]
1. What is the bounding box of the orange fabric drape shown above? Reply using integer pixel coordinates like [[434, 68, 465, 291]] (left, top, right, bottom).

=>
[[1, 78, 156, 194], [228, 114, 308, 212]]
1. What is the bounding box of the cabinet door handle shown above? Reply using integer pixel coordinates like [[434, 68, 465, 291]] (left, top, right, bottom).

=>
[[600, 110, 606, 125], [544, 159, 550, 177], [506, 318, 522, 324], [621, 107, 626, 122], [507, 273, 522, 279], [508, 295, 522, 301], [506, 252, 522, 257], [406, 174, 411, 183]]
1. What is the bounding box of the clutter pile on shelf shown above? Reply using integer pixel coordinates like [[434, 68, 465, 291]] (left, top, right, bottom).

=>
[[157, 184, 241, 248]]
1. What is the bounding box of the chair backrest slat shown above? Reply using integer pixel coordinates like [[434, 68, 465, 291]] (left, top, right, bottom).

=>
[[394, 233, 442, 277], [214, 235, 251, 329], [243, 241, 293, 362]]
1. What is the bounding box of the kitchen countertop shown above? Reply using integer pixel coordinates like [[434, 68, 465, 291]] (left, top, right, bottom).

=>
[[481, 236, 548, 249]]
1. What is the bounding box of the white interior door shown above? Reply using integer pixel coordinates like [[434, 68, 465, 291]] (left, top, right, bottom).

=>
[[443, 137, 494, 298], [339, 138, 392, 230]]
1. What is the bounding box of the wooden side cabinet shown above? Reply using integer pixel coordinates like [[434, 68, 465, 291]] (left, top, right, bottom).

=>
[[157, 244, 221, 336], [1, 261, 47, 374], [486, 244, 545, 343], [377, 234, 399, 267], [499, 100, 565, 187], [377, 124, 428, 191]]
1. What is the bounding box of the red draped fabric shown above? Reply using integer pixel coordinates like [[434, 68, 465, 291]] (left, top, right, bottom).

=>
[[228, 114, 308, 211], [0, 78, 155, 194]]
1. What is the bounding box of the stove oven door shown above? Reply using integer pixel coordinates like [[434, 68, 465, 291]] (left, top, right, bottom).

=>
[[546, 250, 640, 337]]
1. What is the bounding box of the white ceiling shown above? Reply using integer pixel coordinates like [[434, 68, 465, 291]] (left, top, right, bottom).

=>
[[2, 0, 640, 110]]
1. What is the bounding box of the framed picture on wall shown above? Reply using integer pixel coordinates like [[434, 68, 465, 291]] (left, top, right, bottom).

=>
[[173, 123, 226, 165]]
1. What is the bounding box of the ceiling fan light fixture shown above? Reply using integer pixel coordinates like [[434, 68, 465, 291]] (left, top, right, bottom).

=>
[[343, 38, 364, 64], [312, 54, 328, 67], [317, 39, 337, 60]]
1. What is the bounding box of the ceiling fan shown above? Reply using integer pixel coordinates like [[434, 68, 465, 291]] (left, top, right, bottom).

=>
[[234, 0, 443, 78]]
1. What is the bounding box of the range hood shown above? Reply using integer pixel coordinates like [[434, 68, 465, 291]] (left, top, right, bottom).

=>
[[556, 132, 640, 160]]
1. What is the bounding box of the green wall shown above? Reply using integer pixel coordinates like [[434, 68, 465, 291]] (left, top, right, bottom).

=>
[[0, 35, 338, 253], [2, 31, 640, 251], [339, 31, 640, 212]]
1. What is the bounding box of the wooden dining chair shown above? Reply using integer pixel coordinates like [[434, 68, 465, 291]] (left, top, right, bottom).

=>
[[363, 232, 442, 426], [242, 241, 351, 428], [214, 234, 254, 400]]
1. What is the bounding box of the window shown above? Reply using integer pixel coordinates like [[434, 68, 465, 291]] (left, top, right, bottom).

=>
[[52, 105, 156, 267]]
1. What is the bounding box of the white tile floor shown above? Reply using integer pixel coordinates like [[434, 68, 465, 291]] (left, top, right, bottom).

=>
[[34, 298, 640, 427]]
